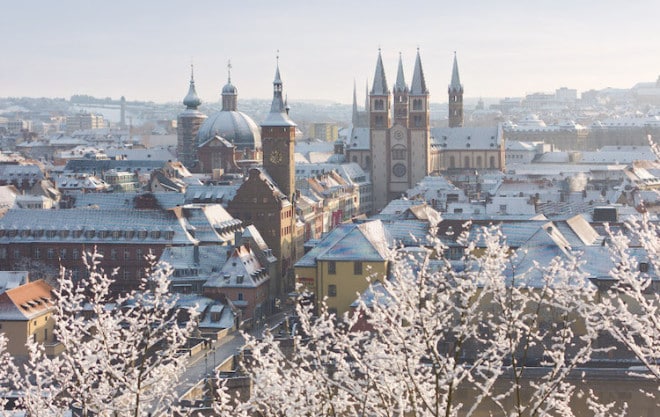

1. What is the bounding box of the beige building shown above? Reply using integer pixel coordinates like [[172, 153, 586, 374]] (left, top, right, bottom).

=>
[[295, 220, 391, 316], [0, 279, 62, 357]]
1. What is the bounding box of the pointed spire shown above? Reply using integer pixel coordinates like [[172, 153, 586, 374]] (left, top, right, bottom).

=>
[[183, 63, 202, 110], [394, 52, 407, 93], [365, 79, 369, 111], [371, 48, 389, 95], [449, 51, 462, 92], [352, 79, 359, 124], [411, 48, 429, 95], [262, 54, 296, 127]]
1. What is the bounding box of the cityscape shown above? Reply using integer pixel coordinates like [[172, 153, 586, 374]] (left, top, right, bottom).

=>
[[1, 2, 659, 415]]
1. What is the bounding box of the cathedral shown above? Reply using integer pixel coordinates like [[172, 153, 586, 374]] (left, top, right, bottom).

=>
[[176, 63, 262, 174], [347, 50, 505, 213]]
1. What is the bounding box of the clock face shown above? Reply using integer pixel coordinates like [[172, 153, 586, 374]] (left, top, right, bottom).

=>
[[269, 149, 283, 165], [394, 130, 403, 140]]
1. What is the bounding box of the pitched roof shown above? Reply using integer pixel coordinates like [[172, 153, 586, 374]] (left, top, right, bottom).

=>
[[0, 280, 54, 321], [296, 220, 392, 267]]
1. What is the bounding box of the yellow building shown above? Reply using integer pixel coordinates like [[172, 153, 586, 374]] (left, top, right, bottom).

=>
[[295, 220, 391, 316], [0, 279, 62, 357]]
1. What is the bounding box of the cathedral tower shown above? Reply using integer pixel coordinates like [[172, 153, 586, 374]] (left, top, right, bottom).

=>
[[408, 48, 431, 188], [392, 53, 409, 127], [448, 52, 464, 128], [369, 49, 391, 212], [177, 65, 207, 169], [261, 60, 297, 202]]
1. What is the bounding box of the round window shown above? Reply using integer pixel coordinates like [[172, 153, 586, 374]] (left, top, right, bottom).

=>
[[392, 163, 407, 178]]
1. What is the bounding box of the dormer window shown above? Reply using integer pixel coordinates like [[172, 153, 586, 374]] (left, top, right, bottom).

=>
[[639, 262, 649, 273]]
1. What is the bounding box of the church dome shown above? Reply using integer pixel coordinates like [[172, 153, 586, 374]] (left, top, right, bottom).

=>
[[222, 81, 237, 95], [196, 110, 261, 150]]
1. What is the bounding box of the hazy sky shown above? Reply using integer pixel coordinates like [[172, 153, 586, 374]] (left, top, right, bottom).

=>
[[2, 0, 659, 105]]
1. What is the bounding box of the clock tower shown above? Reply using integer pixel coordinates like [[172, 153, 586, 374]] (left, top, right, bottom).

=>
[[262, 61, 296, 202]]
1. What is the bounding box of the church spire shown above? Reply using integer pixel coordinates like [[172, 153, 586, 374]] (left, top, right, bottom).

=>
[[262, 54, 296, 127], [221, 59, 238, 111], [371, 48, 389, 95], [410, 48, 428, 95], [393, 52, 408, 93], [183, 64, 202, 110], [270, 54, 285, 114], [448, 51, 464, 128], [449, 51, 462, 92], [352, 79, 359, 125]]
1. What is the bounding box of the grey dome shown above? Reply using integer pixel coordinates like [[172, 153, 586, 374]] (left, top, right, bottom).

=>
[[196, 110, 261, 150], [222, 82, 237, 95]]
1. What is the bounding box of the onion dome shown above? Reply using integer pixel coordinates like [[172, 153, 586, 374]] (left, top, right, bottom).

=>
[[183, 64, 202, 110]]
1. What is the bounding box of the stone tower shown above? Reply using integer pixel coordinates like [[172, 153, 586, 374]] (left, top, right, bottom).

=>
[[261, 60, 297, 202], [448, 52, 464, 128], [176, 65, 207, 169]]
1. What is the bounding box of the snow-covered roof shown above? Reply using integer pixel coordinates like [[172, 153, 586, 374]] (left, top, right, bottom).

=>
[[296, 220, 392, 267], [431, 126, 501, 150], [0, 208, 197, 245], [204, 245, 269, 289], [346, 127, 370, 150], [0, 271, 29, 293]]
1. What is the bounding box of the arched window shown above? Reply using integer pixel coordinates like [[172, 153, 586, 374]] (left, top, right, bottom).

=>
[[464, 156, 470, 168], [392, 145, 406, 160], [374, 99, 384, 111], [449, 156, 456, 169], [365, 156, 371, 170], [490, 156, 496, 168], [412, 99, 422, 111], [476, 156, 483, 168]]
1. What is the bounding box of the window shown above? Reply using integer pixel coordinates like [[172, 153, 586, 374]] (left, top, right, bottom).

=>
[[328, 261, 336, 275], [413, 115, 423, 127], [0, 247, 5, 260], [12, 248, 20, 259], [136, 249, 143, 261], [237, 293, 244, 301], [392, 146, 406, 160], [328, 284, 337, 297], [375, 115, 384, 127], [412, 98, 422, 111], [490, 156, 496, 168], [449, 156, 456, 169], [464, 156, 470, 168], [354, 262, 363, 275], [124, 249, 130, 260], [123, 269, 131, 281], [72, 248, 80, 260], [374, 99, 384, 111], [59, 248, 67, 260], [111, 249, 117, 260], [34, 248, 41, 259], [639, 262, 649, 273], [47, 248, 55, 260]]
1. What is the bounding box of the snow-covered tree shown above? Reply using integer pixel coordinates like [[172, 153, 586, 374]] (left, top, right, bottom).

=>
[[216, 223, 657, 416], [598, 216, 660, 382], [11, 251, 198, 417]]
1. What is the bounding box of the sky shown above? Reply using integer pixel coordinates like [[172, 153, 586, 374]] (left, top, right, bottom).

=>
[[2, 0, 659, 105]]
